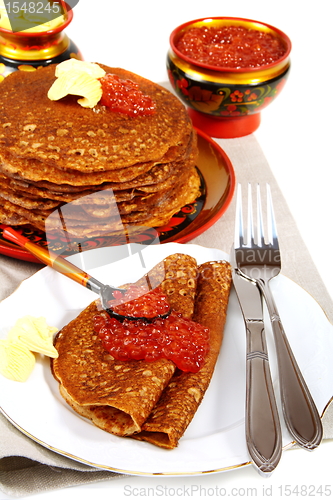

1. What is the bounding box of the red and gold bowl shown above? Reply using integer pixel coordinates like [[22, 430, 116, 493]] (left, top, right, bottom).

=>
[[0, 6, 81, 80], [167, 17, 291, 138]]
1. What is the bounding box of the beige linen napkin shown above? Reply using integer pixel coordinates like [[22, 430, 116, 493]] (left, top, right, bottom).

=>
[[0, 134, 332, 497]]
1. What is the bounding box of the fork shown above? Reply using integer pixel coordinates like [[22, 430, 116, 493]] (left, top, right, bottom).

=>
[[234, 183, 323, 451]]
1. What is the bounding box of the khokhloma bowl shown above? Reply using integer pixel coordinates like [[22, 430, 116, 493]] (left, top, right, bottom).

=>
[[167, 17, 291, 138]]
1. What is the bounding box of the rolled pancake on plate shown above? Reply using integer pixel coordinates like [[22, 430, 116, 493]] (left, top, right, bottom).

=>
[[134, 260, 232, 448], [51, 253, 198, 436]]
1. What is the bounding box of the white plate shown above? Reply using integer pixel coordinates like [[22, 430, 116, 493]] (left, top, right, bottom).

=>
[[1, 243, 333, 475]]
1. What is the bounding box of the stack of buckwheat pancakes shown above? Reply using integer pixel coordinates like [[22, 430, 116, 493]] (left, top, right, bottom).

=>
[[0, 64, 200, 238]]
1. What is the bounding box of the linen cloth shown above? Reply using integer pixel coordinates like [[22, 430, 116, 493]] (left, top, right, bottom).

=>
[[0, 134, 332, 497]]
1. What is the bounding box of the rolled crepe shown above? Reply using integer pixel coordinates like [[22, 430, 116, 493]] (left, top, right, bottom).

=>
[[134, 260, 232, 448], [51, 253, 198, 436]]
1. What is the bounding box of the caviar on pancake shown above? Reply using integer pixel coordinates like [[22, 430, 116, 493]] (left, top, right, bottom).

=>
[[94, 285, 210, 373], [47, 61, 158, 115], [175, 25, 287, 69], [111, 285, 170, 319], [100, 74, 157, 116]]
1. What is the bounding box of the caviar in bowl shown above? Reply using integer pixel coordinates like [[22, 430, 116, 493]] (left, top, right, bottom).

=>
[[167, 17, 291, 138]]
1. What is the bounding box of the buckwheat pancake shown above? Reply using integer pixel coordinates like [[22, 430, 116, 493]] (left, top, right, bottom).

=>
[[0, 205, 30, 226], [0, 164, 200, 237], [0, 129, 195, 186], [134, 260, 232, 449], [0, 65, 193, 173], [0, 182, 61, 210], [51, 254, 198, 436], [48, 170, 200, 237], [0, 152, 156, 186], [0, 153, 196, 211]]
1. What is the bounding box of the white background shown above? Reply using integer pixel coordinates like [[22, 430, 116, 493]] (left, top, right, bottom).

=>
[[2, 0, 333, 498]]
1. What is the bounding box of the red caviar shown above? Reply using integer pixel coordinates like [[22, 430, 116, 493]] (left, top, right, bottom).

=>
[[175, 25, 287, 69], [100, 74, 156, 116], [111, 285, 170, 319], [94, 287, 210, 373]]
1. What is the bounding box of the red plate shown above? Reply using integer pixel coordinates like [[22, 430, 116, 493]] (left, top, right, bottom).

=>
[[0, 129, 235, 263]]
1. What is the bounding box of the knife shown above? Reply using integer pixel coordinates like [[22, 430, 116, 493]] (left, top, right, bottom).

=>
[[231, 251, 282, 476]]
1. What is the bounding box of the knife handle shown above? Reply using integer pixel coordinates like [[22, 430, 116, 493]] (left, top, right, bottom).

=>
[[261, 285, 323, 450], [245, 319, 282, 476]]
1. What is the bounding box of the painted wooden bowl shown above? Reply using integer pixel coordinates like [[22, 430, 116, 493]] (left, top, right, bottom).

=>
[[167, 17, 291, 138]]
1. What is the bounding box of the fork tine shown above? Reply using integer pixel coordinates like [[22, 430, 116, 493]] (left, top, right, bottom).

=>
[[266, 184, 279, 249], [234, 183, 244, 247], [256, 184, 265, 247], [247, 183, 254, 247]]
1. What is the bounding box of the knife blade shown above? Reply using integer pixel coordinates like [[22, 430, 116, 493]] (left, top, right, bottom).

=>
[[231, 252, 282, 476]]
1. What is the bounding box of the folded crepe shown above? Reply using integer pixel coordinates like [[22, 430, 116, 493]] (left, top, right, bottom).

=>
[[134, 260, 232, 448], [51, 253, 198, 436]]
